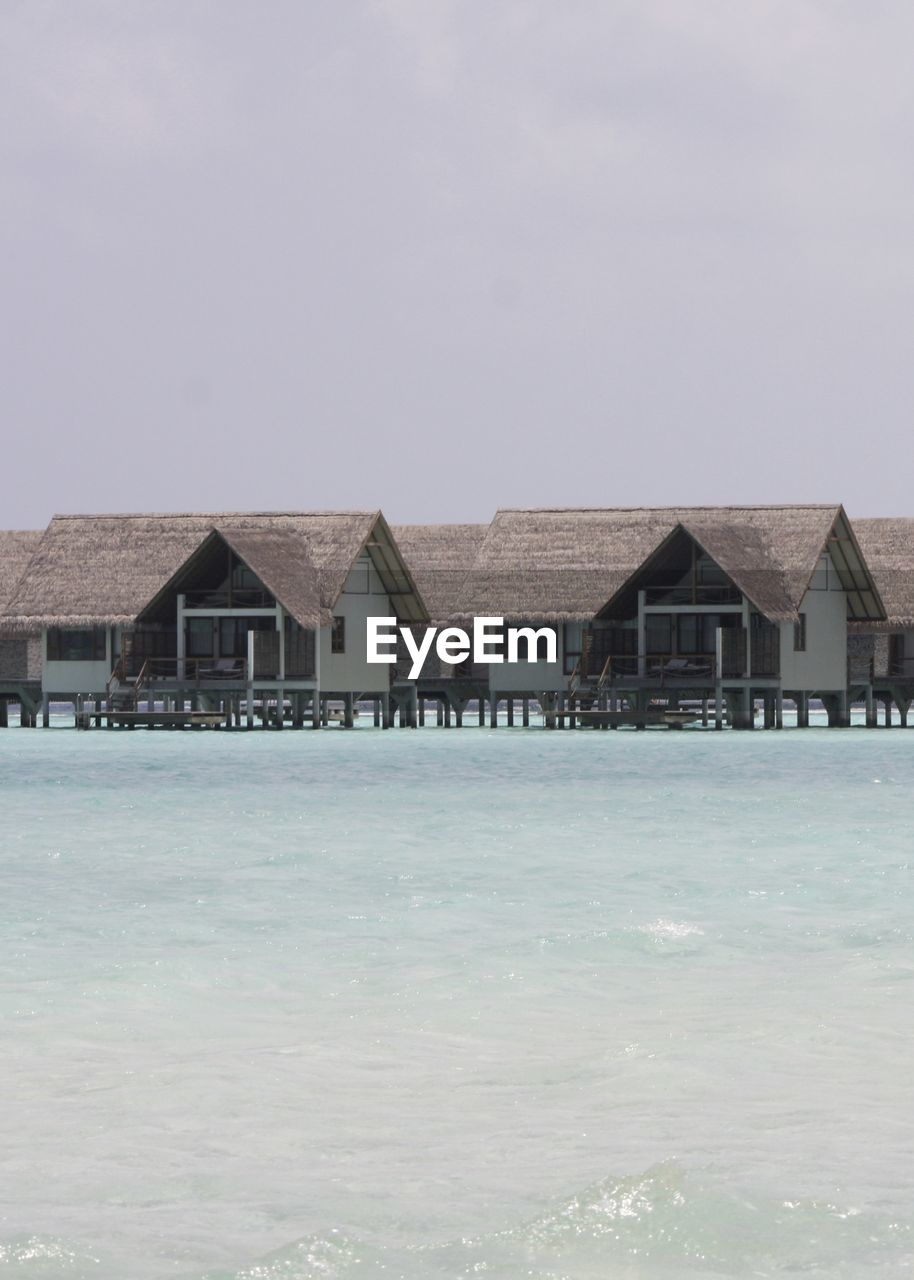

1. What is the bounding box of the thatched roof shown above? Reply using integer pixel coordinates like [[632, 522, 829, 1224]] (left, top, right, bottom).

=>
[[137, 527, 323, 629], [848, 518, 914, 631], [0, 531, 43, 616], [1, 511, 427, 630], [452, 505, 883, 624], [392, 524, 488, 623]]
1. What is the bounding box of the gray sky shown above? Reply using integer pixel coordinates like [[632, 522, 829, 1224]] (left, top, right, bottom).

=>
[[2, 0, 913, 528]]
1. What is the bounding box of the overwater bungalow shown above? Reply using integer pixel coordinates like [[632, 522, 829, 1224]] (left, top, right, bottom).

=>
[[847, 518, 914, 724], [396, 506, 884, 728], [0, 512, 427, 727], [0, 530, 43, 725], [0, 502, 896, 731]]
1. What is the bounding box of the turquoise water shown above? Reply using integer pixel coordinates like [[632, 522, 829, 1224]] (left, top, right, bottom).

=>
[[1, 722, 913, 1278]]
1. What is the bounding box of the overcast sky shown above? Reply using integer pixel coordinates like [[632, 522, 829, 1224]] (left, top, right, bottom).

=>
[[2, 1, 912, 528]]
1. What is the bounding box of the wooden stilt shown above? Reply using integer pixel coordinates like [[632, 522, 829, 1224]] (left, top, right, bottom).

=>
[[522, 698, 529, 727], [311, 690, 321, 730], [506, 698, 514, 727], [489, 694, 498, 728], [344, 692, 354, 728], [381, 692, 392, 729]]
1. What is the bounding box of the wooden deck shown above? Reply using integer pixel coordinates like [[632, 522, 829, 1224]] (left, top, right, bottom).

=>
[[78, 710, 228, 730], [551, 708, 701, 729]]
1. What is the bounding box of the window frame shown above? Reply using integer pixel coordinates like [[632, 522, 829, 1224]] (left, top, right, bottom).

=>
[[46, 626, 108, 662], [793, 613, 807, 653], [331, 615, 346, 654]]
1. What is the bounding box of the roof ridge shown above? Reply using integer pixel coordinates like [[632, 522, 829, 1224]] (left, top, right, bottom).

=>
[[49, 510, 379, 520], [496, 504, 842, 514]]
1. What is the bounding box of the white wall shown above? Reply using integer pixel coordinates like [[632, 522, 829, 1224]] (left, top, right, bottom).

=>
[[778, 553, 848, 691], [42, 628, 113, 695], [489, 623, 568, 693], [318, 557, 397, 693]]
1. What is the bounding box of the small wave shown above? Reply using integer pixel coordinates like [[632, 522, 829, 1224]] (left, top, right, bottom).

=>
[[0, 1235, 103, 1277], [634, 918, 705, 940], [197, 1164, 912, 1279]]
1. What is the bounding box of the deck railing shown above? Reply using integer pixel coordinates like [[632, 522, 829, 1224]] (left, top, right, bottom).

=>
[[126, 656, 249, 682], [586, 653, 717, 684], [182, 589, 275, 609], [643, 585, 742, 605]]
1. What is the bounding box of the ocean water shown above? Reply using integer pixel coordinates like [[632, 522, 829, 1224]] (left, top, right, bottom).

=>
[[1, 720, 913, 1279]]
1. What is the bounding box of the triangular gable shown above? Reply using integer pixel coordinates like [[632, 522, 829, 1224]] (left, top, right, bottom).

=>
[[813, 509, 885, 622], [595, 522, 790, 622], [358, 513, 429, 624], [136, 527, 323, 629]]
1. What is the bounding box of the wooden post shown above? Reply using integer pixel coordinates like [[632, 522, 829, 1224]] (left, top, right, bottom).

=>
[[374, 698, 381, 727], [444, 699, 452, 727], [865, 686, 876, 728], [418, 698, 425, 727], [41, 694, 50, 728], [714, 685, 723, 730], [381, 692, 392, 729], [775, 691, 783, 729], [900, 698, 910, 728], [506, 698, 514, 727], [0, 699, 7, 729], [522, 698, 529, 727], [344, 692, 354, 728], [311, 690, 321, 730], [701, 697, 709, 727], [489, 694, 498, 728], [454, 698, 464, 728], [884, 696, 893, 728]]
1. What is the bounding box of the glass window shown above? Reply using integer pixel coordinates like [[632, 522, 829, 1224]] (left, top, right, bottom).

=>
[[677, 615, 700, 654], [645, 614, 671, 655], [331, 615, 345, 654], [46, 627, 107, 661], [185, 617, 214, 657], [794, 614, 806, 651]]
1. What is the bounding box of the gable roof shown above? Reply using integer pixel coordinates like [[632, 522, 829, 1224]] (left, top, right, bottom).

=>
[[1, 511, 427, 630], [0, 531, 43, 618], [392, 523, 489, 623], [453, 505, 883, 623], [848, 518, 914, 630], [137, 527, 322, 629]]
